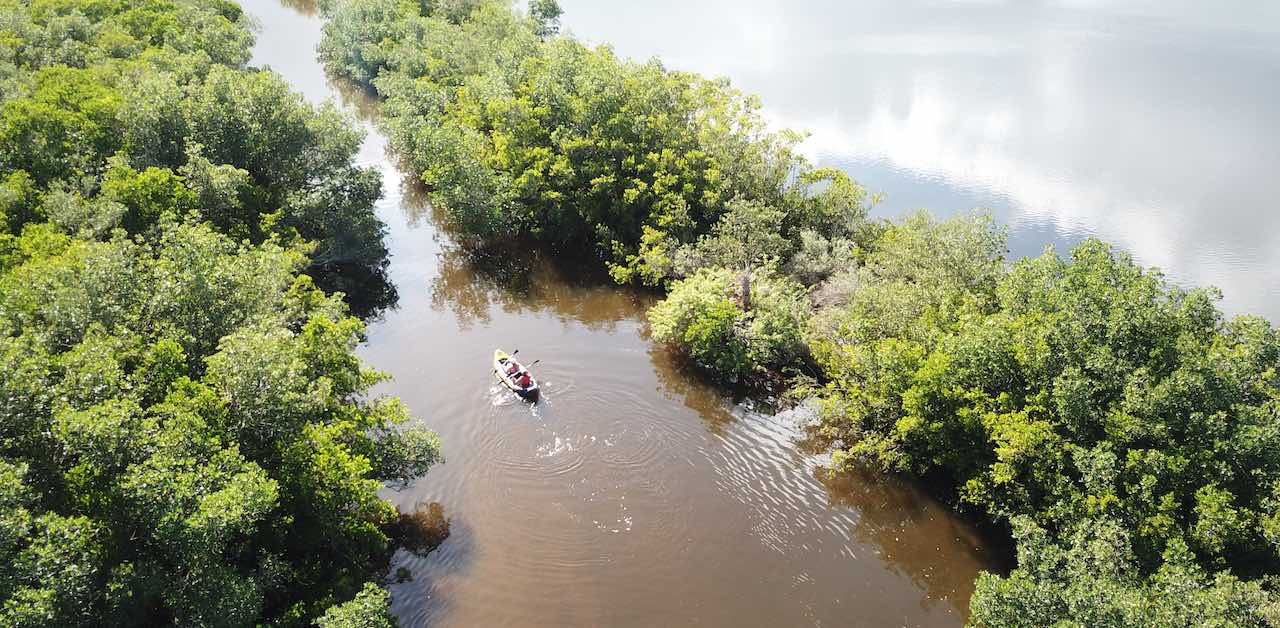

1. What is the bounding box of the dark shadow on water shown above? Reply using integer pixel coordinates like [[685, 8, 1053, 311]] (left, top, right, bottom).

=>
[[646, 342, 741, 435], [797, 419, 1016, 578], [387, 502, 476, 627], [430, 244, 535, 330], [430, 240, 654, 332], [388, 501, 452, 558], [815, 463, 1015, 613], [310, 262, 400, 321], [328, 73, 386, 127]]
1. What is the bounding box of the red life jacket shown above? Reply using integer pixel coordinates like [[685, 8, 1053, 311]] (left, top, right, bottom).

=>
[[518, 373, 532, 388]]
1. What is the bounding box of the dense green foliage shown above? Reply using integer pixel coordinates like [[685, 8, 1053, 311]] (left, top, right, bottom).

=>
[[0, 0, 391, 300], [0, 0, 439, 624], [649, 267, 808, 382], [316, 9, 1280, 620], [317, 0, 871, 288], [969, 516, 1277, 626], [314, 583, 396, 628], [806, 215, 1280, 623], [0, 222, 441, 626]]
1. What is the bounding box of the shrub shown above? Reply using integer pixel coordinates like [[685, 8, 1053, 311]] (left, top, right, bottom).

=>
[[809, 230, 1280, 619], [650, 267, 808, 382], [969, 516, 1278, 626], [0, 221, 441, 625]]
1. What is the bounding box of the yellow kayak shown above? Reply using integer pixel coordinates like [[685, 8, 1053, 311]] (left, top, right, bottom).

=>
[[493, 349, 539, 402]]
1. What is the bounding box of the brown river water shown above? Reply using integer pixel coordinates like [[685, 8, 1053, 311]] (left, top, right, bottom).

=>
[[245, 1, 1004, 626]]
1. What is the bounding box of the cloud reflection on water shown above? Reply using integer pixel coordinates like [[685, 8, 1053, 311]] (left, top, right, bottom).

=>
[[560, 0, 1280, 320]]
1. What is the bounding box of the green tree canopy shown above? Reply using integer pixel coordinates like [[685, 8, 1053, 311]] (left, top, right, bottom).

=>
[[0, 0, 392, 307], [807, 224, 1280, 622], [0, 0, 433, 623], [0, 221, 439, 626], [318, 0, 849, 287], [649, 267, 809, 382]]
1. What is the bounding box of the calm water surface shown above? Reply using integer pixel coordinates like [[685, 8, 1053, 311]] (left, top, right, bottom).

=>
[[245, 1, 1276, 626], [560, 0, 1280, 321]]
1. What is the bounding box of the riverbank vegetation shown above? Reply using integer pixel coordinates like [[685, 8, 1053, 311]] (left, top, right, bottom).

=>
[[318, 0, 1280, 623], [315, 0, 872, 288], [813, 229, 1280, 623], [0, 0, 439, 625], [0, 0, 393, 306]]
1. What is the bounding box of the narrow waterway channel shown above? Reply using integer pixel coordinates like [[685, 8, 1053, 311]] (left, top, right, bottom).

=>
[[245, 1, 1003, 626]]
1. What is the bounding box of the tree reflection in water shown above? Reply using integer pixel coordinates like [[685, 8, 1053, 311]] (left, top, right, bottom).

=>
[[646, 342, 739, 435], [390, 501, 452, 558], [276, 0, 316, 16], [385, 501, 476, 626], [813, 462, 1013, 610], [313, 262, 399, 321], [429, 241, 654, 332]]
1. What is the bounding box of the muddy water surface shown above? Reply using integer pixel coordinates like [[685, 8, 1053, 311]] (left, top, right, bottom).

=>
[[245, 2, 1002, 626]]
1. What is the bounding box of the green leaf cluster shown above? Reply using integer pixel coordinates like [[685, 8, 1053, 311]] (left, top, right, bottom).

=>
[[649, 267, 809, 382], [969, 516, 1278, 627], [317, 0, 872, 287], [807, 214, 1280, 623], [0, 0, 390, 299], [0, 221, 440, 625], [0, 0, 439, 624]]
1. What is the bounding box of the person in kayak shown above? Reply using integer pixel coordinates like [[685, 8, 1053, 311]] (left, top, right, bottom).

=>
[[515, 370, 533, 389], [504, 359, 520, 376]]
